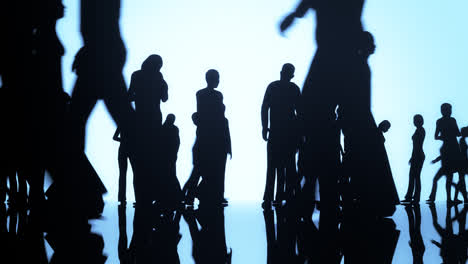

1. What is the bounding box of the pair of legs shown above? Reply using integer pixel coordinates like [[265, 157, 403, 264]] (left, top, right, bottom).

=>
[[263, 141, 297, 204], [117, 145, 132, 202], [71, 76, 135, 152], [428, 168, 453, 202], [404, 160, 424, 202]]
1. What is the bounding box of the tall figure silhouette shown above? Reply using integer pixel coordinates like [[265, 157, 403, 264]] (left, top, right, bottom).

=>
[[280, 1, 399, 217], [127, 54, 168, 204], [402, 115, 425, 204], [71, 0, 135, 151], [427, 103, 465, 203], [186, 70, 232, 206], [261, 63, 301, 208]]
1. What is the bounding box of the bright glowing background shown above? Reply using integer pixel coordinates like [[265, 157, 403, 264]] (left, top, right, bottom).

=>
[[57, 0, 468, 202]]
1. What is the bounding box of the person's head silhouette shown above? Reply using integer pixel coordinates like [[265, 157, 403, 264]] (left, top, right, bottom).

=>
[[206, 69, 219, 89], [378, 120, 391, 133], [441, 103, 452, 118], [165, 113, 176, 126], [358, 31, 375, 57], [280, 63, 295, 81], [413, 114, 424, 128], [461, 127, 468, 138], [141, 54, 163, 72]]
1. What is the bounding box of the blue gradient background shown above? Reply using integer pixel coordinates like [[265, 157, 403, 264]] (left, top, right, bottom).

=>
[[56, 0, 468, 202]]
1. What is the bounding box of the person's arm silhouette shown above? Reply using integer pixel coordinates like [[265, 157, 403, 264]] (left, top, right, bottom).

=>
[[279, 0, 316, 33], [113, 127, 121, 142], [160, 74, 168, 103], [435, 119, 442, 141], [261, 85, 272, 141], [432, 156, 442, 164], [128, 72, 136, 102]]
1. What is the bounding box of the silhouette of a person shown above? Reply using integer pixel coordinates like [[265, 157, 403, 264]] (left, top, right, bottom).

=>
[[454, 127, 468, 202], [404, 204, 425, 263], [261, 63, 301, 208], [70, 0, 135, 153], [402, 115, 425, 204], [429, 204, 468, 263], [187, 69, 232, 205], [279, 0, 365, 220], [183, 207, 232, 263], [113, 127, 135, 203], [158, 114, 183, 207], [127, 54, 168, 204], [427, 103, 465, 203]]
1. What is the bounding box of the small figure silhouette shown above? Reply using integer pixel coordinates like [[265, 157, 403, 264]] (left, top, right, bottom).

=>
[[402, 115, 425, 204], [261, 63, 301, 208], [113, 126, 135, 204]]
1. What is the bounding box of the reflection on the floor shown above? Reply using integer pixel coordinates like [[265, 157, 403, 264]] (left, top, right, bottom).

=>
[[1, 202, 468, 263]]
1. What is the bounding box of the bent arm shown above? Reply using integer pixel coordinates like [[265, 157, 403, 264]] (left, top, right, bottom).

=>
[[113, 127, 121, 142]]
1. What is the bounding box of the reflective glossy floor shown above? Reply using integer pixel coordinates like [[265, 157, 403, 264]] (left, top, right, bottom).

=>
[[1, 201, 467, 263]]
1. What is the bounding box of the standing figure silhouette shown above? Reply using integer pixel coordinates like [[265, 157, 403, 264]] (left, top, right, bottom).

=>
[[159, 114, 183, 208], [261, 63, 301, 208], [127, 54, 168, 204], [185, 70, 232, 206], [427, 103, 465, 203], [113, 126, 135, 204], [280, 1, 399, 217], [402, 115, 425, 204]]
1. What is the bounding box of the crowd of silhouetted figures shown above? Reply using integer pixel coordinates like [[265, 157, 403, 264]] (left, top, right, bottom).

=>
[[1, 0, 468, 262]]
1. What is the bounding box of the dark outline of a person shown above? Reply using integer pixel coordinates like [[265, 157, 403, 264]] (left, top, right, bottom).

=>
[[113, 126, 135, 204], [429, 203, 468, 263], [454, 127, 468, 202], [183, 207, 232, 264], [402, 115, 426, 204], [280, 0, 399, 218], [403, 204, 425, 263], [261, 63, 301, 209], [126, 54, 168, 205], [427, 103, 466, 204], [183, 69, 232, 207], [158, 113, 183, 208], [71, 0, 135, 153]]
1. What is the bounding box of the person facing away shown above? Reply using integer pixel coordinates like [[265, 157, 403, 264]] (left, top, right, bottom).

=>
[[192, 69, 232, 205], [402, 115, 425, 204], [261, 63, 301, 208]]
